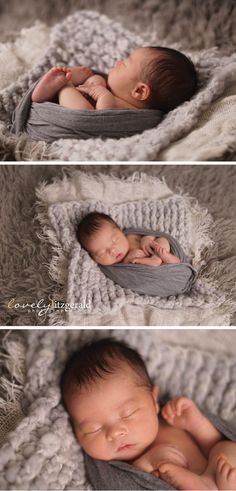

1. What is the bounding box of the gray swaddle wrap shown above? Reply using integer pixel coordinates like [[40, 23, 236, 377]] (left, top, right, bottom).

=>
[[100, 229, 197, 297], [84, 411, 236, 490], [11, 81, 163, 143]]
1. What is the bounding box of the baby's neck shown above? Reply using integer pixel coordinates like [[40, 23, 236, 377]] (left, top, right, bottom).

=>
[[109, 90, 148, 110]]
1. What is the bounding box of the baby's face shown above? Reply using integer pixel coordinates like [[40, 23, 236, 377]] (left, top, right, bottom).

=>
[[107, 47, 152, 100], [86, 221, 129, 266], [66, 365, 159, 461]]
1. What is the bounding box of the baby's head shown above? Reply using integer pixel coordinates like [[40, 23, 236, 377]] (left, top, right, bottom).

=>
[[76, 212, 129, 265], [107, 46, 197, 111], [61, 338, 159, 461]]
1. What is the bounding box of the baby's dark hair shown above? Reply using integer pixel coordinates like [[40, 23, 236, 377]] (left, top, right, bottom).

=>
[[61, 337, 153, 408], [76, 212, 118, 250], [143, 46, 197, 112]]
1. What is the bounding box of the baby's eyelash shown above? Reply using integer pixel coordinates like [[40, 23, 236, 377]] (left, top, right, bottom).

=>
[[85, 427, 102, 435], [122, 410, 137, 419]]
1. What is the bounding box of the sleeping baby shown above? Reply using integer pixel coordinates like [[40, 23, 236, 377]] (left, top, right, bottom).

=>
[[76, 212, 181, 267], [31, 46, 197, 112], [61, 338, 236, 491]]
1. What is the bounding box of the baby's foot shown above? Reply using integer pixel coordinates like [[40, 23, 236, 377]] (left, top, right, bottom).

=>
[[154, 245, 180, 264], [216, 455, 236, 490], [159, 463, 217, 490], [32, 67, 72, 102]]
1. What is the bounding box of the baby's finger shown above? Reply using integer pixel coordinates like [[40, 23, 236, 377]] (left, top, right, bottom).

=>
[[147, 245, 155, 255], [151, 469, 159, 478], [176, 397, 189, 415], [162, 402, 174, 422]]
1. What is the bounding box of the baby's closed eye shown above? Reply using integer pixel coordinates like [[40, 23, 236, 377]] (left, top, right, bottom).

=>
[[84, 426, 102, 435], [121, 409, 139, 419]]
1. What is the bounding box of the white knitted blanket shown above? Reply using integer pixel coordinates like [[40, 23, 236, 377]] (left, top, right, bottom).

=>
[[1, 10, 236, 160], [0, 329, 236, 490], [36, 170, 233, 326]]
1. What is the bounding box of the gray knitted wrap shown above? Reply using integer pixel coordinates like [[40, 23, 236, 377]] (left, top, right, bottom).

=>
[[48, 196, 220, 316]]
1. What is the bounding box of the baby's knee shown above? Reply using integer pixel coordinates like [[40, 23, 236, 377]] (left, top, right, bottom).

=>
[[155, 236, 170, 251], [209, 440, 236, 467]]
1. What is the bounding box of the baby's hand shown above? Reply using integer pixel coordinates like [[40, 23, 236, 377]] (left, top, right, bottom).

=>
[[140, 236, 156, 255], [123, 248, 146, 263], [70, 66, 94, 85], [162, 397, 199, 431], [77, 83, 108, 102], [84, 74, 107, 88]]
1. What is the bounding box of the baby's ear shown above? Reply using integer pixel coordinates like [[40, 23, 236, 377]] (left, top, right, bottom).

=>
[[132, 82, 151, 101], [152, 384, 159, 402]]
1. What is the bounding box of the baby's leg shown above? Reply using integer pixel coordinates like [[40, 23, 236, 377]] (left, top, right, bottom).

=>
[[208, 441, 236, 490], [159, 440, 236, 490], [58, 85, 94, 110], [154, 238, 180, 264], [132, 256, 162, 266], [32, 67, 72, 103], [155, 237, 171, 252], [159, 462, 217, 490]]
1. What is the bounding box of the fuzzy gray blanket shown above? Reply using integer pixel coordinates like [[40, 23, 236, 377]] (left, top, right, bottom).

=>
[[0, 330, 236, 490], [1, 7, 236, 160]]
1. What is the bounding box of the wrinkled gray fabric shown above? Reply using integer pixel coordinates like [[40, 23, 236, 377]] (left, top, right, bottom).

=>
[[100, 229, 197, 297], [11, 81, 163, 143], [84, 411, 236, 490]]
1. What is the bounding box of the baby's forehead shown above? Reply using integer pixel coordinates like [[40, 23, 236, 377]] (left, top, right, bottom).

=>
[[96, 221, 121, 238], [71, 361, 144, 396]]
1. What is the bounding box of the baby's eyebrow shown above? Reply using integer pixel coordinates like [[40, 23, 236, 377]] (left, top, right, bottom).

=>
[[115, 397, 137, 410]]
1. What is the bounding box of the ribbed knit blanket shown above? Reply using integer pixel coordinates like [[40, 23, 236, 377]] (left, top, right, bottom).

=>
[[1, 9, 236, 160], [0, 330, 235, 490]]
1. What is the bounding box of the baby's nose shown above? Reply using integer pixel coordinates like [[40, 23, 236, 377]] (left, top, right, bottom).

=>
[[110, 246, 117, 256], [114, 60, 123, 68], [107, 423, 128, 441]]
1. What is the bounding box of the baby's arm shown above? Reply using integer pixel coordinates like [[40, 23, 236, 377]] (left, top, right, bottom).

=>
[[162, 397, 223, 457], [140, 235, 180, 265], [133, 444, 188, 477], [68, 66, 95, 86], [122, 248, 161, 266], [140, 236, 171, 255], [77, 82, 117, 109]]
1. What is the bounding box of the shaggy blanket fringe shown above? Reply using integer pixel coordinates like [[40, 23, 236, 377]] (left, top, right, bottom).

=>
[[0, 332, 26, 444]]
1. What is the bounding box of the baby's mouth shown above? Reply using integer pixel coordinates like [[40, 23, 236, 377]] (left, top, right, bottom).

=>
[[117, 443, 135, 452], [115, 252, 124, 260]]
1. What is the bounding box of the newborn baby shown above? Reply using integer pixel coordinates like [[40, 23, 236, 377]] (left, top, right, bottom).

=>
[[76, 212, 181, 267], [61, 338, 236, 491], [32, 46, 197, 112]]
